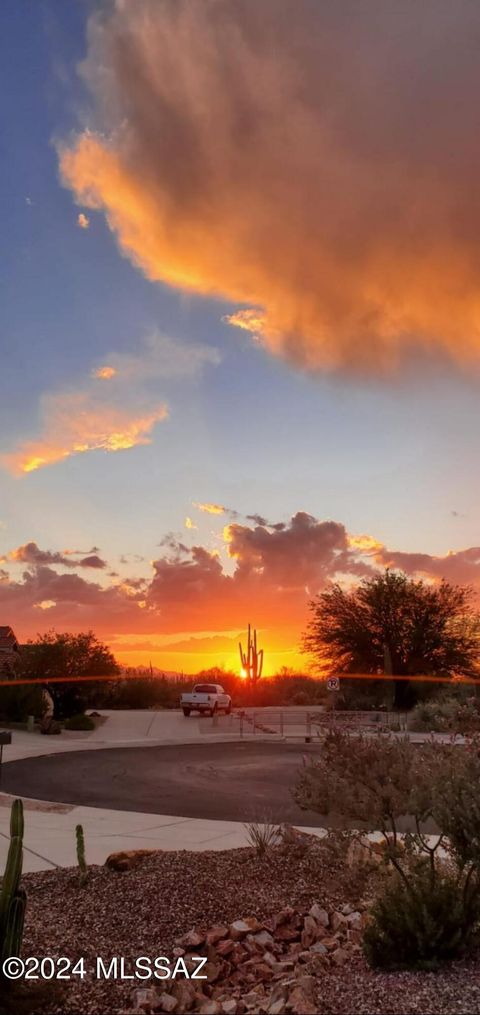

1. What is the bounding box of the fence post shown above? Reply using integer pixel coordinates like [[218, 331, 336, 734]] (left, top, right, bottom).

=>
[[305, 711, 311, 743]]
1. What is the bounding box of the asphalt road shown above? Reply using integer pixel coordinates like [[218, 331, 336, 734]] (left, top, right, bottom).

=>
[[2, 742, 327, 825]]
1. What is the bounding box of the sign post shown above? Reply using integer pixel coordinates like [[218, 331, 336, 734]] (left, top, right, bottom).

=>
[[326, 676, 340, 723]]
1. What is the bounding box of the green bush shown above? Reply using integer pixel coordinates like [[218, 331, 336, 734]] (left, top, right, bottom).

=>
[[363, 861, 480, 969], [63, 713, 95, 731]]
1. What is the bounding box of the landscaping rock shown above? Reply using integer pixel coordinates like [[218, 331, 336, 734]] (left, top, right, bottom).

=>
[[330, 911, 347, 933], [308, 903, 329, 927], [158, 994, 178, 1013], [331, 947, 349, 966], [105, 849, 160, 871], [216, 939, 235, 958], [198, 1002, 222, 1015], [132, 988, 160, 1013], [287, 986, 318, 1014], [230, 918, 262, 940], [300, 914, 318, 948], [177, 929, 206, 949]]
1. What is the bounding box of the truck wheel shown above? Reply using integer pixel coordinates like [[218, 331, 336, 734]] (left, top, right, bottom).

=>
[[182, 707, 191, 717]]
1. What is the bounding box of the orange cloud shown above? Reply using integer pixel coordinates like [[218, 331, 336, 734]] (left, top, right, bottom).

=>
[[348, 534, 384, 554], [59, 1, 480, 374], [185, 516, 198, 530], [222, 309, 268, 342], [77, 212, 90, 229], [3, 393, 167, 474], [93, 365, 117, 380], [193, 502, 226, 516]]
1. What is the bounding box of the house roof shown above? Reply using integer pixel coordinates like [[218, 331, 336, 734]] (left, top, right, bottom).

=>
[[0, 627, 20, 651]]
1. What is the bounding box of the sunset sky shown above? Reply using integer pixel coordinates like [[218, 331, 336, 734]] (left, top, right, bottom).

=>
[[2, 1, 480, 674]]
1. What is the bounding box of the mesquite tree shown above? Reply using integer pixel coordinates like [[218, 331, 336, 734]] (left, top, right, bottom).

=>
[[303, 571, 480, 708]]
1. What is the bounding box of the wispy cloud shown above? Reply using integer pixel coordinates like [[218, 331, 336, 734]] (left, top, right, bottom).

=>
[[222, 309, 267, 342], [5, 542, 107, 569], [77, 212, 90, 229], [94, 331, 221, 383], [3, 330, 219, 476], [3, 395, 167, 475], [92, 365, 117, 380], [193, 503, 226, 516]]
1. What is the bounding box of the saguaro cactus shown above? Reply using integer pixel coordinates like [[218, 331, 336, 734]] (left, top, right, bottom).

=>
[[0, 799, 26, 964], [239, 624, 264, 684]]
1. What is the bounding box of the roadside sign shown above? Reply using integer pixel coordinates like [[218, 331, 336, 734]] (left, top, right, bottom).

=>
[[326, 676, 340, 692]]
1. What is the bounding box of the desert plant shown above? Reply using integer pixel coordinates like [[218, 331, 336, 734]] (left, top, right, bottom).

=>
[[294, 729, 480, 968], [0, 800, 26, 966], [244, 819, 280, 856], [75, 825, 88, 886], [64, 713, 95, 731], [410, 693, 480, 734], [363, 860, 480, 969]]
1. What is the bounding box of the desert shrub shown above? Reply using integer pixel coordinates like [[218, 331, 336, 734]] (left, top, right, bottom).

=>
[[294, 729, 480, 968], [0, 684, 45, 723], [244, 820, 280, 856], [338, 679, 392, 712], [63, 713, 95, 731], [364, 860, 480, 969], [410, 693, 480, 733]]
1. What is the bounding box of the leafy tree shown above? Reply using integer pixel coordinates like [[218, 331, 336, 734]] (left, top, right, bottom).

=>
[[19, 631, 119, 718], [303, 571, 480, 708]]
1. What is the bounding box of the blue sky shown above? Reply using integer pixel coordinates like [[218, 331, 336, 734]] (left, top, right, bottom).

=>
[[2, 1, 480, 671]]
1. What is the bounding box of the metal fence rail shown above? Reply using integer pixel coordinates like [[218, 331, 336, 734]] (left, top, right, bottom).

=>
[[231, 708, 407, 741]]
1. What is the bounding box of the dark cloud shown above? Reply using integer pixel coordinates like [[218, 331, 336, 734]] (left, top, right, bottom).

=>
[[7, 542, 107, 570], [4, 516, 480, 646]]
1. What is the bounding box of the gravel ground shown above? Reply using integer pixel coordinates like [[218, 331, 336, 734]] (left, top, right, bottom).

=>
[[8, 844, 480, 1014]]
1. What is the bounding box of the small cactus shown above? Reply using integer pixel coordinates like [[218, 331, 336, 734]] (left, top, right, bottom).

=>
[[75, 824, 88, 885], [0, 799, 26, 965]]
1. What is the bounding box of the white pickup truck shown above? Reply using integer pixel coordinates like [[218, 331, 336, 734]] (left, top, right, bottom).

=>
[[180, 683, 232, 717]]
